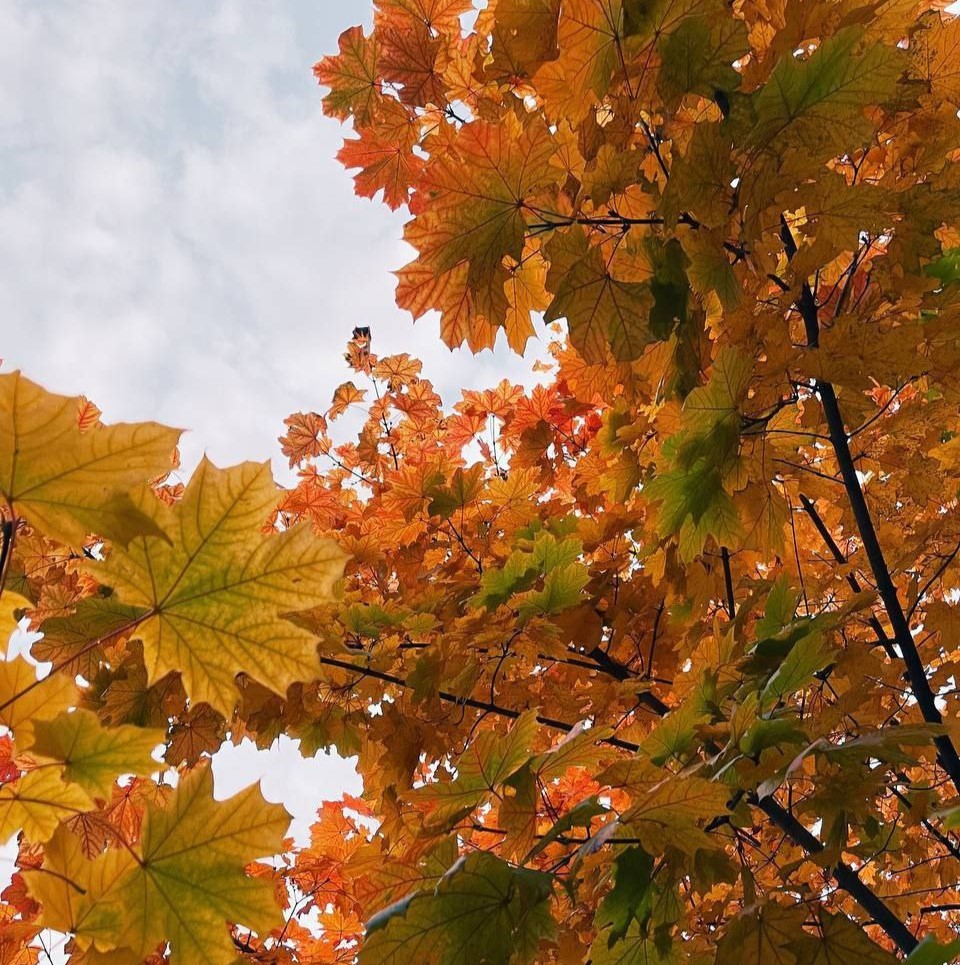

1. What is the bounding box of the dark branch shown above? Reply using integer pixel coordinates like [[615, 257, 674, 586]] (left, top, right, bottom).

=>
[[782, 217, 960, 797], [319, 653, 917, 953], [752, 793, 919, 954], [721, 547, 736, 619]]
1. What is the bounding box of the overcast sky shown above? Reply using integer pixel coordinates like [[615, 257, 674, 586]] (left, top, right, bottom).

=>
[[0, 0, 549, 883], [0, 0, 543, 478]]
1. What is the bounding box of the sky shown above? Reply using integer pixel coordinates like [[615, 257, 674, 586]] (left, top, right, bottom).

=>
[[0, 0, 543, 477], [0, 0, 547, 896]]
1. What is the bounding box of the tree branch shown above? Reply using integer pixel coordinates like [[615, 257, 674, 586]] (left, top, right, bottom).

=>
[[721, 547, 736, 619], [319, 653, 917, 954], [752, 793, 919, 954], [782, 216, 960, 796], [319, 654, 641, 752]]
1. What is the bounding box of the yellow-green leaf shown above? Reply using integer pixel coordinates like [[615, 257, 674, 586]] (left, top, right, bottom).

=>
[[0, 767, 93, 842], [621, 776, 730, 855], [116, 767, 288, 965], [30, 709, 164, 798], [24, 825, 134, 952], [97, 458, 347, 714], [0, 657, 77, 745], [412, 710, 538, 832], [0, 372, 180, 545], [748, 28, 906, 161], [29, 767, 289, 965], [363, 851, 555, 965], [27, 768, 290, 965]]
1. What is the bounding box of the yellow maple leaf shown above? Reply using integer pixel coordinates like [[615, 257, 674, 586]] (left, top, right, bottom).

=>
[[27, 767, 290, 965], [30, 710, 164, 798], [97, 459, 347, 714], [0, 768, 93, 842], [0, 372, 181, 546]]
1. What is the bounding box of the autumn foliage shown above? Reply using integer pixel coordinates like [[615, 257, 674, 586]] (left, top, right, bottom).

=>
[[6, 0, 960, 963]]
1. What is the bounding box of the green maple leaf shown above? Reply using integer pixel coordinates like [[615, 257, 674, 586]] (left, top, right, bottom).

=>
[[759, 630, 833, 711], [657, 14, 748, 109], [514, 562, 589, 620], [747, 27, 907, 161], [595, 846, 655, 945], [412, 710, 538, 831], [362, 851, 555, 965], [544, 226, 654, 364], [646, 348, 751, 558], [473, 531, 584, 612]]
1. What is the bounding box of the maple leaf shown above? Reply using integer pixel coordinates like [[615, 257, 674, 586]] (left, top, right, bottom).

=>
[[5, 2, 960, 963], [786, 909, 898, 964], [338, 125, 422, 212], [534, 0, 626, 121], [620, 774, 730, 855], [544, 227, 654, 364], [27, 767, 289, 965], [646, 348, 751, 557], [328, 381, 368, 419], [657, 13, 748, 108], [29, 710, 164, 798], [279, 412, 329, 467], [314, 25, 382, 124], [0, 372, 180, 546], [405, 112, 556, 299], [0, 768, 93, 844], [379, 17, 448, 107], [373, 353, 423, 387], [165, 703, 224, 767], [473, 530, 583, 611], [589, 924, 682, 965], [375, 0, 473, 35], [412, 711, 538, 831], [660, 123, 736, 230], [513, 562, 589, 621], [594, 846, 654, 945], [24, 825, 134, 950], [745, 27, 907, 162], [362, 852, 555, 965], [912, 15, 960, 108], [94, 459, 347, 714], [715, 903, 809, 965]]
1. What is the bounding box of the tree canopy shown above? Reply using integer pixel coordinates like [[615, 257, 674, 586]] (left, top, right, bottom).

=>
[[4, 1, 960, 963]]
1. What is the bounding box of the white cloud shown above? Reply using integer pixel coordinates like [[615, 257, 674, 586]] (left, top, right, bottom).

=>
[[212, 735, 362, 845], [0, 0, 545, 482]]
